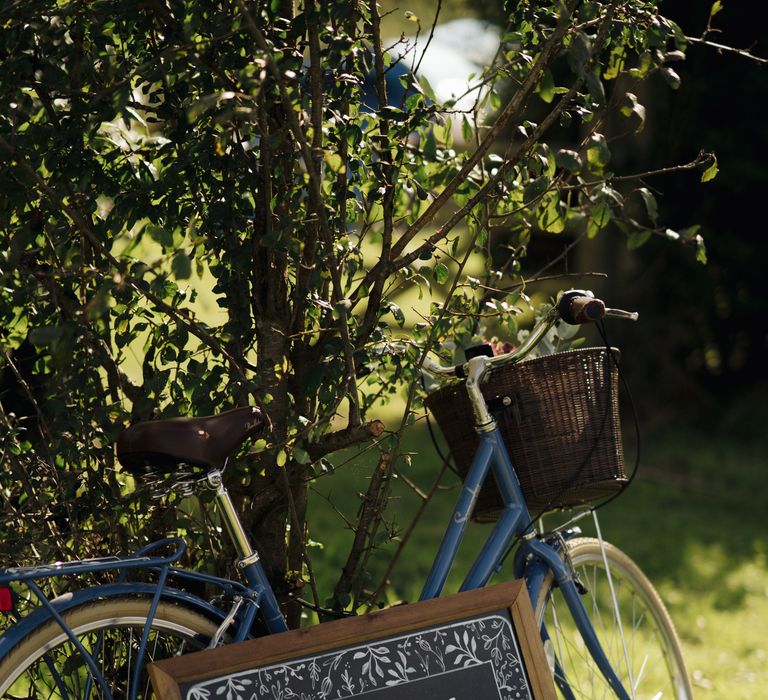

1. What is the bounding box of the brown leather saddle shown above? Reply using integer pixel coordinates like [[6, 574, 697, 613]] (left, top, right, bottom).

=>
[[116, 406, 266, 476]]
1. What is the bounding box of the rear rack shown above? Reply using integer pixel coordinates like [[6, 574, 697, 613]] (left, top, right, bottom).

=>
[[0, 537, 185, 584]]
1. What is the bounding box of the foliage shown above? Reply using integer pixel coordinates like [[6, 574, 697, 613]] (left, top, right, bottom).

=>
[[0, 0, 716, 622]]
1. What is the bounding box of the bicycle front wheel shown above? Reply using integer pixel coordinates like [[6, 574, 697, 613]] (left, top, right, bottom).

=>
[[535, 537, 693, 699], [0, 596, 220, 698]]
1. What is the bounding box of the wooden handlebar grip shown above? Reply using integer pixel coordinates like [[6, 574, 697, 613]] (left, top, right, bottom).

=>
[[569, 296, 606, 323]]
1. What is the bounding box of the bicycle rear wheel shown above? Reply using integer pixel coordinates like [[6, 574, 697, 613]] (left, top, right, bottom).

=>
[[0, 596, 219, 699], [535, 537, 692, 699]]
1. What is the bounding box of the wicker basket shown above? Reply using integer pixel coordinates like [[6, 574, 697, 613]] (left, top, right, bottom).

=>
[[425, 347, 627, 521]]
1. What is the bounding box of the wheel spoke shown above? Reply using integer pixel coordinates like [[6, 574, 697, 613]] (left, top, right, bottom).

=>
[[535, 538, 692, 700], [0, 598, 217, 699]]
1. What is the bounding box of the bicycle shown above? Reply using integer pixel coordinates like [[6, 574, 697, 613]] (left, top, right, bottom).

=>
[[0, 290, 693, 699]]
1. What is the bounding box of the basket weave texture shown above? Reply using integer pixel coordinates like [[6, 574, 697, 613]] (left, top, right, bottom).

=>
[[425, 347, 626, 521]]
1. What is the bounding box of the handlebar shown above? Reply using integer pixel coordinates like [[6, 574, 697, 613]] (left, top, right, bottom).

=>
[[422, 290, 638, 379], [557, 290, 639, 324], [557, 291, 605, 324]]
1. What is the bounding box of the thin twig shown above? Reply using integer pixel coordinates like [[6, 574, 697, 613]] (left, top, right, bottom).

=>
[[686, 35, 768, 65], [367, 457, 452, 609], [465, 271, 609, 296]]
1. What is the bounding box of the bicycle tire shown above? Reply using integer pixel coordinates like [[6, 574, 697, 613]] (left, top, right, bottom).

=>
[[0, 596, 220, 698], [535, 537, 693, 699]]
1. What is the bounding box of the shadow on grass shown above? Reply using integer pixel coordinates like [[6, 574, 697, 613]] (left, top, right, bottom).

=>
[[593, 430, 767, 599]]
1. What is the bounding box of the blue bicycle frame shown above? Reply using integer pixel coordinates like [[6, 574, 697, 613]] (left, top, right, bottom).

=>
[[419, 412, 631, 700]]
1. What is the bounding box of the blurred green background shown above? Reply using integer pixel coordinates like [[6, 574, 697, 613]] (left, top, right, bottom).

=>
[[306, 2, 768, 698]]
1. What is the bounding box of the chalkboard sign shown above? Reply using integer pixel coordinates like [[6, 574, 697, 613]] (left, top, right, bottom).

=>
[[149, 580, 555, 700]]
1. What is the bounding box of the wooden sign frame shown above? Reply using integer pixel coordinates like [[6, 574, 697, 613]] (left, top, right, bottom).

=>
[[150, 580, 556, 700]]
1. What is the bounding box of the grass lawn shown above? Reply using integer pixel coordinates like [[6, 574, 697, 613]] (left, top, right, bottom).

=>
[[308, 418, 768, 699]]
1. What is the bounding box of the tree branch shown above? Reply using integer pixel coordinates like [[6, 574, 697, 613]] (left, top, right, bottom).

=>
[[366, 457, 452, 610], [391, 2, 622, 272], [606, 150, 716, 181], [234, 0, 330, 238], [393, 83, 583, 272], [332, 451, 391, 609], [307, 420, 386, 461], [686, 35, 768, 65], [356, 0, 400, 344], [386, 0, 580, 262], [237, 0, 366, 424]]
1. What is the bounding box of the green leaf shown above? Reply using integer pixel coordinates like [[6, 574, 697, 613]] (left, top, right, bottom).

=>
[[556, 149, 582, 172], [523, 175, 550, 204], [423, 129, 437, 161], [701, 155, 719, 182], [604, 45, 627, 80], [585, 70, 605, 105], [587, 201, 612, 238], [539, 194, 565, 233], [629, 52, 653, 79], [545, 147, 556, 177], [276, 449, 287, 467], [434, 261, 449, 285], [679, 225, 703, 240], [638, 187, 658, 224], [586, 134, 611, 169], [293, 446, 311, 465], [627, 230, 652, 249], [537, 68, 555, 104], [710, 1, 723, 17], [418, 75, 437, 102], [172, 251, 192, 280], [696, 236, 708, 264], [620, 93, 646, 132], [661, 66, 681, 90], [461, 116, 472, 143], [145, 223, 174, 249]]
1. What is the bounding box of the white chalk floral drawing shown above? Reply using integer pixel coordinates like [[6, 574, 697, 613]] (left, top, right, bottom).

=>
[[181, 614, 533, 700]]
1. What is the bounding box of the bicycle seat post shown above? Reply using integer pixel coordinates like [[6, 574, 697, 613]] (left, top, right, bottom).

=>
[[206, 470, 260, 568]]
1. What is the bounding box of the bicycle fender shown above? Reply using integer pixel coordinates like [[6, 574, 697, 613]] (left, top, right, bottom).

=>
[[0, 582, 228, 660]]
